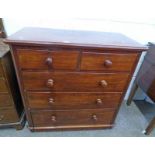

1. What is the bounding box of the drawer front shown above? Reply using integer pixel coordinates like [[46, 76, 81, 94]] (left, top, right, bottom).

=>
[[81, 52, 138, 71], [17, 49, 79, 70], [31, 109, 115, 127], [0, 93, 12, 107], [0, 78, 8, 92], [22, 72, 129, 92], [0, 108, 18, 124], [27, 92, 122, 109]]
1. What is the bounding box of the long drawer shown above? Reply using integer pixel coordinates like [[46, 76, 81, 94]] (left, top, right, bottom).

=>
[[81, 52, 138, 72], [22, 72, 129, 92], [27, 92, 122, 109], [31, 109, 115, 127], [0, 78, 8, 92], [0, 93, 12, 107], [17, 48, 79, 70], [0, 108, 18, 124]]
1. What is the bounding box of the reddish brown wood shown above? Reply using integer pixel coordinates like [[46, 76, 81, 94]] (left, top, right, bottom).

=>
[[17, 48, 79, 70], [81, 52, 139, 72], [4, 28, 146, 131], [22, 72, 129, 92], [31, 109, 115, 127], [5, 27, 147, 51], [26, 92, 122, 109]]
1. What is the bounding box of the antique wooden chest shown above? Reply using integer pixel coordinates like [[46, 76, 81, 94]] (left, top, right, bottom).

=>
[[5, 28, 146, 131]]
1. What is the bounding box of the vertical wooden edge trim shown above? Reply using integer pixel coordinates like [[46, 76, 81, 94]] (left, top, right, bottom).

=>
[[10, 45, 33, 128], [110, 52, 142, 124]]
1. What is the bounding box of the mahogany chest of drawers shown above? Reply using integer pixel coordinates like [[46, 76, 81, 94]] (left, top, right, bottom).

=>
[[0, 49, 25, 130], [5, 28, 146, 131]]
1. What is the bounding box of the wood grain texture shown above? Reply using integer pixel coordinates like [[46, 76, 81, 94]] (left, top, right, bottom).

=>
[[31, 109, 115, 127], [81, 52, 139, 72], [5, 27, 147, 51], [0, 107, 18, 124], [0, 78, 8, 92], [17, 48, 79, 70], [4, 28, 145, 131], [22, 72, 129, 92], [27, 92, 122, 110], [0, 50, 25, 129], [0, 93, 12, 107]]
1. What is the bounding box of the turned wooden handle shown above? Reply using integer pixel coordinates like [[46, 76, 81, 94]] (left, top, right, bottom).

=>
[[92, 114, 98, 121], [48, 98, 54, 104], [51, 115, 56, 122], [47, 79, 54, 87], [0, 115, 4, 121], [100, 80, 108, 87], [96, 99, 103, 105], [46, 57, 52, 66], [104, 60, 112, 67]]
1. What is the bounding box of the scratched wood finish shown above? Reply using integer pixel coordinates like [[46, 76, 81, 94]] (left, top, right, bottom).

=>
[[81, 52, 139, 72], [27, 92, 122, 109], [4, 28, 146, 131], [17, 48, 79, 70], [22, 72, 129, 92]]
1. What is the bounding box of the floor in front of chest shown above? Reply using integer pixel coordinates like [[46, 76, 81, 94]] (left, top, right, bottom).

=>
[[0, 101, 155, 137]]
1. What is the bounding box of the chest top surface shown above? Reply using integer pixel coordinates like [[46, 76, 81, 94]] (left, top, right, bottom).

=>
[[5, 27, 147, 51]]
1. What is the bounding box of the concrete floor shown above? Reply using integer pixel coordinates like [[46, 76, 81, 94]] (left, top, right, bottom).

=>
[[0, 102, 155, 137]]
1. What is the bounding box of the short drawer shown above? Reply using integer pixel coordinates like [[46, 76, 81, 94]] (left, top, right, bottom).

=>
[[27, 92, 122, 109], [0, 93, 12, 107], [81, 52, 139, 71], [0, 78, 8, 92], [17, 48, 79, 70], [22, 72, 129, 92], [0, 108, 18, 124], [31, 109, 115, 127]]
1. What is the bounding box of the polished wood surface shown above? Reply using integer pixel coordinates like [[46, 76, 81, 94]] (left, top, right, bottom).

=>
[[27, 92, 122, 109], [81, 52, 139, 72], [5, 27, 146, 51], [17, 48, 79, 70], [5, 28, 145, 131], [22, 72, 129, 92], [31, 109, 115, 127]]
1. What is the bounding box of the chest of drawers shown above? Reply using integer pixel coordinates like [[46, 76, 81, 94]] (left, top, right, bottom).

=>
[[5, 28, 146, 131], [0, 49, 25, 130]]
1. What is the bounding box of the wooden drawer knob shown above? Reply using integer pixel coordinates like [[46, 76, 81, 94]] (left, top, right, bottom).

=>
[[47, 79, 54, 88], [92, 114, 98, 121], [104, 60, 112, 67], [46, 57, 52, 67], [48, 98, 54, 104], [51, 115, 56, 122], [96, 99, 103, 105], [100, 80, 108, 87], [0, 115, 4, 121]]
